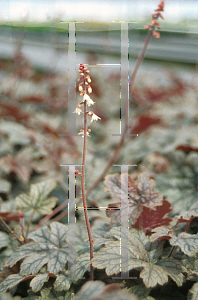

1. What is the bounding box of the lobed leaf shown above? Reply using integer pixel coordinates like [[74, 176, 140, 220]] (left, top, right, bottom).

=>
[[91, 240, 123, 276], [91, 227, 184, 288], [0, 232, 10, 250], [155, 151, 198, 215], [104, 173, 163, 225], [54, 274, 72, 291], [140, 263, 168, 287], [156, 258, 185, 286], [15, 180, 58, 215], [5, 222, 76, 275], [105, 227, 150, 261], [150, 225, 173, 241], [134, 199, 172, 232], [0, 274, 25, 293], [30, 273, 49, 292], [70, 252, 91, 279], [170, 232, 198, 256], [181, 254, 198, 277], [179, 200, 198, 220]]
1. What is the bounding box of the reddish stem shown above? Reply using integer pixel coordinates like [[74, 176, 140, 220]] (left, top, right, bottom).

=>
[[81, 99, 94, 281]]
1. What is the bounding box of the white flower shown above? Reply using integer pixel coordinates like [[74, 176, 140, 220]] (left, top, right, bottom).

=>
[[78, 130, 90, 137], [90, 113, 101, 122], [73, 107, 82, 115], [87, 98, 95, 106], [83, 94, 90, 101], [83, 94, 95, 106]]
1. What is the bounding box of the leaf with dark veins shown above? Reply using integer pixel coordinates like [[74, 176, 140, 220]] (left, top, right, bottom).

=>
[[91, 227, 184, 288], [104, 173, 163, 225], [170, 232, 198, 256], [5, 222, 77, 275], [30, 273, 49, 292], [0, 274, 26, 293]]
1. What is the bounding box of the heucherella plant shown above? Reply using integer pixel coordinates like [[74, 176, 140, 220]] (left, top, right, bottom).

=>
[[73, 63, 101, 280]]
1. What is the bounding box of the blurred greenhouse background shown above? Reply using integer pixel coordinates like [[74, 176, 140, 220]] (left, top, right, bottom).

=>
[[0, 0, 197, 75]]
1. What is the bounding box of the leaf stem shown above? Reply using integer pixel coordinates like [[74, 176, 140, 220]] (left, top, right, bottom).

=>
[[35, 200, 68, 230], [25, 210, 35, 240], [167, 245, 175, 258], [81, 99, 94, 281], [184, 215, 194, 232], [0, 217, 24, 245]]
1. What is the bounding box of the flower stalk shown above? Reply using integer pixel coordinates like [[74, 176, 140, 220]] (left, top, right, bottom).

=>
[[74, 63, 101, 281]]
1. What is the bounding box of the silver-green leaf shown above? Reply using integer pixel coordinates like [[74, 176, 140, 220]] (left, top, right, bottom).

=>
[[54, 274, 72, 291], [0, 232, 10, 250], [170, 232, 198, 256], [15, 180, 58, 215], [0, 274, 25, 293], [30, 273, 49, 292], [5, 222, 77, 275], [91, 226, 185, 288], [70, 252, 91, 279]]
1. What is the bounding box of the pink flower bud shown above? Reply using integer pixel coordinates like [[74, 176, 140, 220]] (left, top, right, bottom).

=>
[[18, 212, 24, 218]]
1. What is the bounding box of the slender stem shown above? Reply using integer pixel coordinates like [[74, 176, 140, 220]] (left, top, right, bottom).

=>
[[184, 215, 194, 232], [19, 217, 25, 242], [0, 217, 24, 245], [81, 99, 94, 281], [168, 245, 175, 258], [129, 29, 153, 93], [25, 210, 35, 240]]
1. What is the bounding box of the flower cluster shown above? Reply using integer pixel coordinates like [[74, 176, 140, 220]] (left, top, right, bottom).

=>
[[145, 1, 164, 38], [73, 63, 101, 137]]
